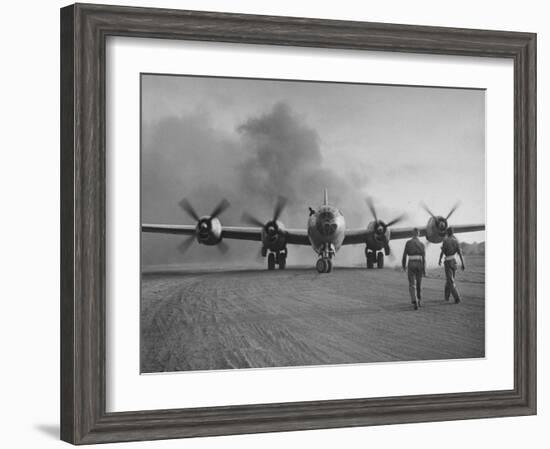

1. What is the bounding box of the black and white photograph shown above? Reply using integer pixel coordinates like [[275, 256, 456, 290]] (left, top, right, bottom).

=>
[[0, 0, 544, 446], [140, 74, 486, 374]]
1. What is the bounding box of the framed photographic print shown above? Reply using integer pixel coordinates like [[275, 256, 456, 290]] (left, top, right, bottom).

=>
[[60, 3, 536, 445]]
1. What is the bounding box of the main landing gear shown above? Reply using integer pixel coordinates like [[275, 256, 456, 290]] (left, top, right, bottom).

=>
[[316, 243, 335, 273], [267, 248, 287, 270], [365, 248, 384, 269]]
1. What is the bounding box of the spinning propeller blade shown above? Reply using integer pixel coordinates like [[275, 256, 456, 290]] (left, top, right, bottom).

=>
[[366, 197, 406, 231], [420, 202, 436, 219], [210, 198, 230, 219], [386, 213, 407, 227], [242, 195, 287, 227], [179, 198, 200, 222], [446, 201, 461, 220], [365, 197, 378, 222], [241, 212, 265, 227], [177, 235, 195, 254], [273, 196, 288, 221], [216, 241, 229, 254]]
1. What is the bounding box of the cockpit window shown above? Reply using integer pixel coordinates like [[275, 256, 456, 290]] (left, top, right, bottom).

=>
[[319, 210, 335, 220]]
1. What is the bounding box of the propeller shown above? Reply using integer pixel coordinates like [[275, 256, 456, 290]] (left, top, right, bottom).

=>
[[386, 213, 408, 227], [421, 201, 461, 234], [420, 202, 436, 219], [179, 198, 200, 222], [241, 196, 288, 229], [446, 201, 461, 220], [365, 197, 378, 222], [365, 197, 407, 255], [217, 240, 229, 254], [210, 198, 230, 219], [176, 198, 231, 254], [177, 235, 195, 255], [241, 212, 264, 228], [365, 197, 407, 234], [242, 196, 288, 249], [273, 196, 288, 222]]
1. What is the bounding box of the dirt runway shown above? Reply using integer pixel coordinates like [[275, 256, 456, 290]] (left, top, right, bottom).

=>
[[141, 256, 485, 373]]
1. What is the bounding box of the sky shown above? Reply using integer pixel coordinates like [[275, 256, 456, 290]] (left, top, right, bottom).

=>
[[141, 74, 485, 268]]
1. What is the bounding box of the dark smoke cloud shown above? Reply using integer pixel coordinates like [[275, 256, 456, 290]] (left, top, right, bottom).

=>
[[140, 111, 250, 266], [141, 102, 370, 267], [237, 103, 353, 213]]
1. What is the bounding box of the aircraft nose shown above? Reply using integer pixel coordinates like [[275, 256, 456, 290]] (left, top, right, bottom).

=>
[[321, 220, 337, 236]]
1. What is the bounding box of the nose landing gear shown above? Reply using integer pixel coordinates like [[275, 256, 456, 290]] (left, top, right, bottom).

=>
[[316, 243, 335, 273], [316, 257, 333, 273]]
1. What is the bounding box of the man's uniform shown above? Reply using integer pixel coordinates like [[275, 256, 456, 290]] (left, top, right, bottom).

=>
[[402, 236, 426, 308], [440, 235, 462, 302]]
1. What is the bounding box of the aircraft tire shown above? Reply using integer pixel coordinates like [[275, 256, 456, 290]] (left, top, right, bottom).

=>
[[268, 253, 276, 270], [366, 251, 374, 269], [316, 258, 327, 274], [326, 259, 333, 273], [279, 254, 286, 270], [377, 252, 384, 268]]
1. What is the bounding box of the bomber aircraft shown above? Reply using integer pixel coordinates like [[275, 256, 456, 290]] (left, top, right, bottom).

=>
[[142, 190, 485, 273]]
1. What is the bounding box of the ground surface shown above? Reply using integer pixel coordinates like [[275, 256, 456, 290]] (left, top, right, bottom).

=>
[[141, 256, 485, 373]]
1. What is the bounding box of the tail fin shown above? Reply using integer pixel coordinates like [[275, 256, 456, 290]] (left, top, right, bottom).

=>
[[323, 188, 328, 206]]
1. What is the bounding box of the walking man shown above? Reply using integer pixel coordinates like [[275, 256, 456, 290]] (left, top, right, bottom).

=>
[[402, 228, 426, 310], [438, 227, 465, 303]]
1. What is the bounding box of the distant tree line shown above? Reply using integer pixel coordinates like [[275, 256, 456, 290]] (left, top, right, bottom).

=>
[[460, 241, 485, 256]]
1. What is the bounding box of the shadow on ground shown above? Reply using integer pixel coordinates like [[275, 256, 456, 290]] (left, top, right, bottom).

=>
[[34, 424, 59, 439]]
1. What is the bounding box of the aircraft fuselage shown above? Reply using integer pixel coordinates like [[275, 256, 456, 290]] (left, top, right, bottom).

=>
[[307, 205, 346, 255]]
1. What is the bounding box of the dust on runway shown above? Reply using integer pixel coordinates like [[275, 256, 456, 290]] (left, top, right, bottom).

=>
[[141, 256, 485, 373]]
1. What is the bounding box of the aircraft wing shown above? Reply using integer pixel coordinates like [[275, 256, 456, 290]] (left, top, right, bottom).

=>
[[389, 223, 485, 240], [342, 229, 373, 245], [142, 224, 196, 235], [221, 226, 262, 241], [343, 224, 485, 245], [141, 224, 263, 240], [142, 224, 311, 245], [446, 224, 486, 234], [388, 226, 427, 240], [284, 229, 311, 245], [223, 227, 310, 245]]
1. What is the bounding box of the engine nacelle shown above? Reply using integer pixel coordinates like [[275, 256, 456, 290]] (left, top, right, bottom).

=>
[[365, 220, 390, 251], [196, 216, 223, 245], [261, 220, 287, 251], [425, 216, 449, 243]]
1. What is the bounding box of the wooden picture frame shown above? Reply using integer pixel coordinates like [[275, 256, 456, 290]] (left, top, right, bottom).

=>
[[60, 3, 536, 444]]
